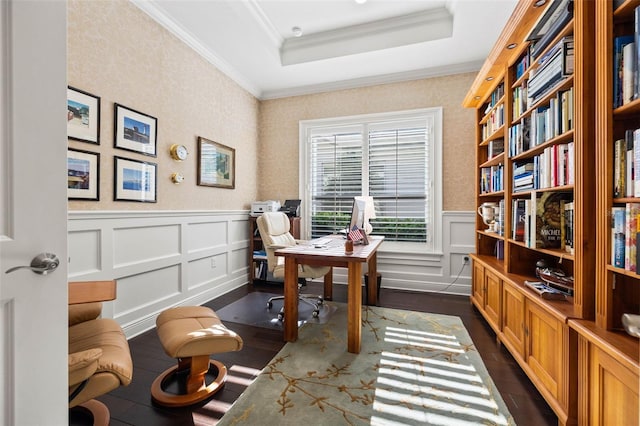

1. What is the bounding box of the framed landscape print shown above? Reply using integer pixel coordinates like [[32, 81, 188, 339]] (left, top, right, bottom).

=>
[[67, 87, 100, 144], [197, 137, 235, 189], [114, 103, 157, 157], [114, 156, 157, 203], [67, 148, 99, 200]]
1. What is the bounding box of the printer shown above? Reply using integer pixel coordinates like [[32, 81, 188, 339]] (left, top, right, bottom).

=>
[[250, 200, 281, 216]]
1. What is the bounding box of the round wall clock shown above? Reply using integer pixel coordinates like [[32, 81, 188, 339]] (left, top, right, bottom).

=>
[[169, 144, 188, 161], [171, 172, 185, 184]]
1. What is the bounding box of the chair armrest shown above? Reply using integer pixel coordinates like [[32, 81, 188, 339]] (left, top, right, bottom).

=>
[[69, 280, 116, 305], [69, 348, 102, 387]]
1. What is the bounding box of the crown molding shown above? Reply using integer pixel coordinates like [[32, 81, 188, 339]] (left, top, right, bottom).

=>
[[260, 60, 483, 100], [241, 0, 283, 48], [130, 0, 262, 98], [280, 8, 453, 66]]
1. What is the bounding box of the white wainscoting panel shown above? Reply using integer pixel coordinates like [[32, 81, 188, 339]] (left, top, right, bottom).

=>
[[68, 210, 250, 338], [326, 211, 475, 296]]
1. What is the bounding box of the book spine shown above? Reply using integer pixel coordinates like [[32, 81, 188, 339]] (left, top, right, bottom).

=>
[[623, 42, 636, 105], [613, 206, 626, 268], [635, 129, 640, 197], [614, 138, 626, 198], [626, 203, 640, 271], [565, 201, 574, 254]]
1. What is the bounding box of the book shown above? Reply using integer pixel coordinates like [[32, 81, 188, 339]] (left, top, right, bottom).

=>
[[623, 42, 636, 105], [635, 6, 640, 100], [529, 0, 574, 60], [513, 199, 527, 242], [614, 138, 626, 198], [614, 35, 634, 108], [564, 201, 574, 254], [625, 203, 640, 271], [531, 191, 570, 249], [612, 206, 626, 268], [635, 129, 640, 197], [627, 129, 635, 197]]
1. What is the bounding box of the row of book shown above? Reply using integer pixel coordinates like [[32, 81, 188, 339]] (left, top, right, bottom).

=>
[[508, 88, 573, 157], [481, 103, 505, 140], [487, 82, 505, 110], [528, 36, 574, 104], [487, 139, 504, 160], [612, 6, 640, 108], [512, 142, 575, 192], [528, 0, 573, 60], [512, 192, 574, 254], [613, 127, 640, 198], [611, 203, 640, 273], [480, 165, 504, 194]]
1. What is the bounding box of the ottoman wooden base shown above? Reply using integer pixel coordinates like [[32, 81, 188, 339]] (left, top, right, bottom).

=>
[[151, 355, 227, 407]]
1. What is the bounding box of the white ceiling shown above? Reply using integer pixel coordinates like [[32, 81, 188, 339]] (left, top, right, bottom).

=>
[[132, 0, 518, 100]]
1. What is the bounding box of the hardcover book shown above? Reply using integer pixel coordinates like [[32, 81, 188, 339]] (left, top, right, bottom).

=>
[[612, 206, 626, 268], [531, 192, 570, 249]]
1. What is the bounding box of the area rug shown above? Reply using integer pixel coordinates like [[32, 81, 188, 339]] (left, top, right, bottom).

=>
[[217, 303, 515, 426], [216, 292, 337, 330]]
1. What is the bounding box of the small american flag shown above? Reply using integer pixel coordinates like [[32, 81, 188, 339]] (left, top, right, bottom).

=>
[[347, 225, 363, 242]]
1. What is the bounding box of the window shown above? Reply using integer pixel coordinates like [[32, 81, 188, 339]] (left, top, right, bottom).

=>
[[299, 108, 442, 252]]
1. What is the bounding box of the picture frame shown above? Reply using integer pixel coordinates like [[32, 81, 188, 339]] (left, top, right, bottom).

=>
[[197, 137, 235, 189], [113, 156, 157, 203], [114, 103, 157, 157], [67, 87, 100, 144], [67, 148, 100, 200]]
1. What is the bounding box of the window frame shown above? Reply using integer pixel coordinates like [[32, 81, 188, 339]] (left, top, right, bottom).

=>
[[299, 107, 443, 254]]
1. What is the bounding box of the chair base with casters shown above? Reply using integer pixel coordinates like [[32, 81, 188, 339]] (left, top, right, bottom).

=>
[[151, 306, 243, 407], [256, 212, 333, 321], [267, 278, 324, 320]]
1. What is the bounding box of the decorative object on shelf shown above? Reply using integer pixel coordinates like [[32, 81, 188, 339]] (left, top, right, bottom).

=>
[[113, 156, 157, 203], [622, 313, 640, 338], [477, 202, 498, 232], [170, 172, 184, 184], [114, 103, 157, 157], [169, 144, 188, 161], [197, 136, 235, 189], [67, 86, 100, 144], [67, 148, 99, 200], [535, 259, 574, 296]]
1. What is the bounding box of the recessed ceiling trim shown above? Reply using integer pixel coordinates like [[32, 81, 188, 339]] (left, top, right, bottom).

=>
[[130, 0, 261, 97], [261, 59, 483, 100], [241, 0, 283, 48], [280, 8, 453, 66]]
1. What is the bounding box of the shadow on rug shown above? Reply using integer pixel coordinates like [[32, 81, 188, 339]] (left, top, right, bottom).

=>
[[216, 292, 337, 330], [217, 303, 515, 426]]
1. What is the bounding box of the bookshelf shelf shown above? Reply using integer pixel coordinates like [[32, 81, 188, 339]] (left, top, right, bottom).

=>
[[463, 1, 640, 424]]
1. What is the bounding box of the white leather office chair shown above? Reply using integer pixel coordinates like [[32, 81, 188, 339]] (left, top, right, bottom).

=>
[[256, 212, 332, 320]]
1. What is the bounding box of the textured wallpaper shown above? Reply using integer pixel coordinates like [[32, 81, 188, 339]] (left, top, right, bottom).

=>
[[67, 0, 260, 211], [258, 73, 477, 211], [68, 0, 476, 212]]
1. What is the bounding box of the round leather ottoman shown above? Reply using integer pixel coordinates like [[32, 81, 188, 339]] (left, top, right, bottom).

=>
[[151, 306, 243, 407]]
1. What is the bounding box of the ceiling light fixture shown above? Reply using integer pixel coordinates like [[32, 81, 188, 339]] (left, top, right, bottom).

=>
[[355, 0, 368, 4], [486, 76, 494, 81], [292, 26, 303, 37], [507, 43, 517, 49], [534, 0, 546, 7]]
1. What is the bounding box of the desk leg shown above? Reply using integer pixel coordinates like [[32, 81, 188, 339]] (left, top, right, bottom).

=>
[[323, 268, 333, 301], [283, 257, 299, 342], [347, 261, 362, 354], [367, 251, 378, 306]]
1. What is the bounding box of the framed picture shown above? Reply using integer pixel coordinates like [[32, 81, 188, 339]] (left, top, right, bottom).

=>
[[114, 103, 157, 157], [197, 137, 235, 189], [67, 87, 100, 144], [114, 156, 157, 203], [67, 149, 100, 200]]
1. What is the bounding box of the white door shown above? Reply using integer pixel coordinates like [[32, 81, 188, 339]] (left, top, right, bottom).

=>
[[0, 0, 68, 424]]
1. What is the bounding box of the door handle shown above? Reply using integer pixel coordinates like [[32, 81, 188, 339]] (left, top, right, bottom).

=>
[[5, 252, 60, 275]]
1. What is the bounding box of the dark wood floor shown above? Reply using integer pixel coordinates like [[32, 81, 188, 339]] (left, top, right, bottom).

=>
[[71, 281, 557, 425]]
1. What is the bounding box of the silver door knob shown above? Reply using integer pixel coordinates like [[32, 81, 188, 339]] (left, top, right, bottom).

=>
[[5, 252, 60, 275]]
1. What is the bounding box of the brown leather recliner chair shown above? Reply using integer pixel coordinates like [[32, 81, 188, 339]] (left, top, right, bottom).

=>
[[68, 281, 133, 426]]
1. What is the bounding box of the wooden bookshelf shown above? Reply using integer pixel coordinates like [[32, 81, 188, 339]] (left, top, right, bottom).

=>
[[461, 0, 639, 424]]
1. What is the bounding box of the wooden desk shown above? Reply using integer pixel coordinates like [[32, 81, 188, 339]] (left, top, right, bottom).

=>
[[275, 236, 383, 353]]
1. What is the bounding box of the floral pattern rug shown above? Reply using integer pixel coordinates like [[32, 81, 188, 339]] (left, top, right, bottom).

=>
[[218, 303, 515, 426]]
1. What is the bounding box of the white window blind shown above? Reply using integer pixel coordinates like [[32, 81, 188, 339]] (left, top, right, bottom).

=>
[[301, 109, 442, 250]]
